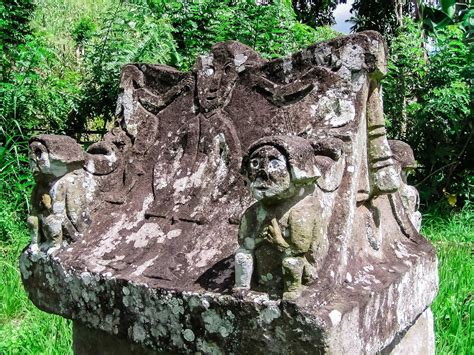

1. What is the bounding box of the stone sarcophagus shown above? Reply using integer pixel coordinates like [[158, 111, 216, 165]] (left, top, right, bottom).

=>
[[20, 32, 437, 354]]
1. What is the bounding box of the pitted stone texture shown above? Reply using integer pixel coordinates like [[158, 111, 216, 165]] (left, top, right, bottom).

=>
[[21, 31, 438, 354]]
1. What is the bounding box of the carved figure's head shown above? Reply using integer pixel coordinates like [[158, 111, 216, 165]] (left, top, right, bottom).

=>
[[388, 140, 416, 183], [242, 136, 321, 202], [29, 135, 84, 178], [197, 41, 264, 113], [246, 145, 292, 201]]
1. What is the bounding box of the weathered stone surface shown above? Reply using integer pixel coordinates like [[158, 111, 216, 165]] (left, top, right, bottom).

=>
[[382, 308, 435, 355], [73, 322, 157, 355], [20, 31, 438, 354]]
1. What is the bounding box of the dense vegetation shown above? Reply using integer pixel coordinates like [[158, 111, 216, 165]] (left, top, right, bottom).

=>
[[0, 0, 472, 353]]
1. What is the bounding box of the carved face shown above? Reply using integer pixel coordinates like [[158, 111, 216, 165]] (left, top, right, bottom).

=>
[[29, 141, 68, 177], [197, 53, 238, 113], [247, 146, 292, 201]]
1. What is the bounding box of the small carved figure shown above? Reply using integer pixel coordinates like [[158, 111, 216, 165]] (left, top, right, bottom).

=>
[[234, 136, 328, 300], [366, 80, 401, 196], [27, 135, 92, 252], [389, 140, 422, 231]]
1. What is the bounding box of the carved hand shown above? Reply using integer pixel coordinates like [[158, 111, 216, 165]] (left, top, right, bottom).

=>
[[263, 219, 290, 251]]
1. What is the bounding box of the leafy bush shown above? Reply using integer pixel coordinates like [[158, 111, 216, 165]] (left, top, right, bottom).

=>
[[166, 0, 338, 68], [67, 2, 180, 136], [411, 26, 472, 204], [384, 19, 426, 139], [72, 17, 97, 47], [0, 35, 81, 133], [384, 21, 472, 206], [0, 0, 35, 50]]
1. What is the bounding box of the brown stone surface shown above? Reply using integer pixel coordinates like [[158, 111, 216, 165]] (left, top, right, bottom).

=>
[[20, 31, 438, 354]]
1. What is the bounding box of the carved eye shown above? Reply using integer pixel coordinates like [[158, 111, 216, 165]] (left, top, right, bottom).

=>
[[250, 159, 259, 169], [269, 159, 281, 169]]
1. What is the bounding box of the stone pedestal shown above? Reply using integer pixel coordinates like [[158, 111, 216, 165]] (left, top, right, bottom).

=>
[[20, 31, 437, 354], [71, 309, 435, 355]]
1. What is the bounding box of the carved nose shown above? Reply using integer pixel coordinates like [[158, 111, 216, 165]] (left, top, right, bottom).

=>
[[256, 170, 269, 181]]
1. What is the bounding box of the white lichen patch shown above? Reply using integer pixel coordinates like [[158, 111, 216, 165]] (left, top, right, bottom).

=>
[[340, 44, 365, 71], [124, 193, 154, 231], [131, 256, 159, 277], [166, 229, 182, 239], [200, 54, 214, 76], [259, 305, 281, 324], [311, 90, 356, 128], [182, 328, 195, 342], [329, 309, 342, 326], [126, 223, 163, 248], [172, 159, 208, 199], [131, 323, 146, 342], [83, 170, 97, 203], [195, 247, 219, 268], [393, 241, 417, 260], [202, 309, 235, 338], [234, 53, 248, 73], [345, 272, 352, 283], [282, 57, 293, 75]]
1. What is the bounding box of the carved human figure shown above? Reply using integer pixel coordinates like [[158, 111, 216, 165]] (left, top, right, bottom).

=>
[[234, 136, 328, 300], [389, 140, 422, 231], [27, 135, 92, 252]]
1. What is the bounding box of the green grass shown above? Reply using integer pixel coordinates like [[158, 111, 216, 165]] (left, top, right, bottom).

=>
[[422, 207, 474, 354], [0, 200, 72, 355]]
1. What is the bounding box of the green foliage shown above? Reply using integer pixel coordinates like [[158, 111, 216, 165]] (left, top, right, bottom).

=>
[[0, 212, 72, 354], [0, 35, 81, 133], [0, 125, 32, 215], [291, 0, 338, 28], [165, 0, 334, 68], [384, 20, 472, 205], [349, 0, 400, 42], [72, 17, 97, 46], [384, 18, 426, 139], [409, 25, 472, 204], [68, 2, 180, 136], [417, 0, 472, 35], [0, 0, 35, 49]]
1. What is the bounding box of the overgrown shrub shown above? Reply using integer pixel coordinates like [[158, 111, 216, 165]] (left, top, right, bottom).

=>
[[384, 20, 472, 206], [67, 2, 180, 136], [411, 25, 472, 205]]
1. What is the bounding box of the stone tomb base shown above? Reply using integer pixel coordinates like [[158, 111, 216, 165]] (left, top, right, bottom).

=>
[[20, 242, 437, 354], [20, 32, 438, 354], [72, 308, 435, 355]]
